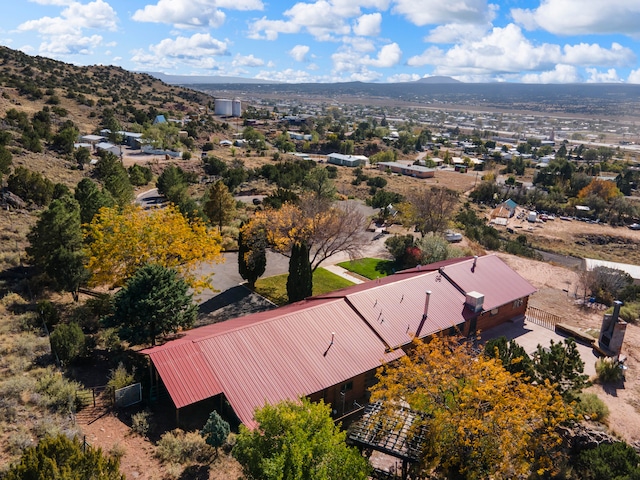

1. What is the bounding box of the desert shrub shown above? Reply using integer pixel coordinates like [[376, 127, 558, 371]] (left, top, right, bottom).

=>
[[35, 367, 86, 412], [576, 392, 610, 423], [13, 333, 50, 360], [595, 357, 625, 383], [97, 328, 122, 352], [49, 322, 85, 365], [156, 429, 214, 465], [107, 362, 135, 391], [4, 426, 35, 455], [0, 375, 37, 401], [37, 300, 60, 332], [131, 410, 153, 437]]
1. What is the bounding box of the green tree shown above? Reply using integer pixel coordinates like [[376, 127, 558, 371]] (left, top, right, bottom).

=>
[[105, 263, 197, 346], [156, 164, 187, 201], [574, 442, 640, 480], [74, 178, 115, 225], [50, 322, 85, 365], [128, 164, 153, 186], [4, 435, 124, 480], [0, 145, 13, 183], [74, 146, 91, 170], [52, 123, 79, 154], [532, 338, 589, 401], [238, 222, 267, 288], [7, 166, 55, 206], [484, 336, 535, 381], [233, 398, 370, 480], [286, 241, 313, 303], [95, 151, 133, 206], [303, 167, 336, 199], [201, 411, 230, 455], [26, 195, 89, 300], [204, 179, 235, 231]]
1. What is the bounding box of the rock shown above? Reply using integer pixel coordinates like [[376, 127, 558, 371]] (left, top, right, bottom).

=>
[[2, 191, 26, 209]]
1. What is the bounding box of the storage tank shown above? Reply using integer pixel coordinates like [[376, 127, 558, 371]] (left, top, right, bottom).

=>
[[232, 98, 242, 117], [214, 98, 232, 116]]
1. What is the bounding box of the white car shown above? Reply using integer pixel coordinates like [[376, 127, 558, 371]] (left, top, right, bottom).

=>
[[629, 223, 640, 230], [445, 232, 463, 243]]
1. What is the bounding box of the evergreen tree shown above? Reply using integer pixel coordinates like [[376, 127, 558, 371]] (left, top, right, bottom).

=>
[[201, 411, 230, 455], [105, 263, 197, 346], [204, 180, 236, 231], [238, 223, 267, 288], [286, 241, 312, 303], [95, 151, 133, 206], [26, 195, 89, 300], [4, 435, 124, 480], [532, 338, 589, 401], [74, 178, 115, 225]]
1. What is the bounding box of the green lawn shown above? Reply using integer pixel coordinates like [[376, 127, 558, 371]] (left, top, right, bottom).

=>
[[254, 267, 355, 306], [337, 257, 396, 280]]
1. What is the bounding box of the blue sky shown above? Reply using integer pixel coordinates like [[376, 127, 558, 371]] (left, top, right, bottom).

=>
[[2, 0, 640, 83]]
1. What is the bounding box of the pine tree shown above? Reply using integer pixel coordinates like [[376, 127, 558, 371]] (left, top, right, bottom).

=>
[[286, 241, 312, 303], [201, 411, 230, 455], [238, 223, 267, 288]]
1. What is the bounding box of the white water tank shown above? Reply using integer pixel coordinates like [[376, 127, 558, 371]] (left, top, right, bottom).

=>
[[214, 98, 232, 116], [232, 98, 241, 117]]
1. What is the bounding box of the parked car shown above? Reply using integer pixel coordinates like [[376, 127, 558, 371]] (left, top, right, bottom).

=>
[[445, 232, 463, 243], [629, 223, 640, 230]]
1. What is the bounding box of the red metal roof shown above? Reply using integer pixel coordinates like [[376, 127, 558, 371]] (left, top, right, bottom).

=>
[[143, 254, 535, 427], [439, 254, 537, 311], [344, 271, 472, 349]]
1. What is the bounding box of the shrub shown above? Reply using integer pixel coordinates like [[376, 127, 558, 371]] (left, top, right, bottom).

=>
[[49, 322, 85, 365], [107, 363, 135, 391], [131, 410, 153, 437], [576, 392, 610, 423], [595, 357, 625, 383], [35, 367, 87, 412], [201, 411, 230, 453], [156, 429, 214, 465]]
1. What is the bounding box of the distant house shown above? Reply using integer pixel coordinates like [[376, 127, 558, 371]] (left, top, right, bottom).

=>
[[327, 153, 368, 167], [95, 142, 121, 156], [153, 115, 167, 125], [288, 131, 313, 141], [143, 255, 535, 428], [491, 199, 518, 220], [377, 161, 435, 179]]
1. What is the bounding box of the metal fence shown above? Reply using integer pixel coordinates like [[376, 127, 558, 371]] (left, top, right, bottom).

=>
[[526, 306, 561, 331], [115, 383, 142, 408]]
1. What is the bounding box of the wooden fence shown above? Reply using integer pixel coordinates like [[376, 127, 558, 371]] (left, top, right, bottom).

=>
[[526, 306, 561, 331]]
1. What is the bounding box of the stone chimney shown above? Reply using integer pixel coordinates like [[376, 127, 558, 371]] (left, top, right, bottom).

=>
[[599, 300, 627, 356]]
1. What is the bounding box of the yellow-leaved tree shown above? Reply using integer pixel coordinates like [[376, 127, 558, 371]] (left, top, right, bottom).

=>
[[86, 204, 223, 291], [370, 336, 573, 479]]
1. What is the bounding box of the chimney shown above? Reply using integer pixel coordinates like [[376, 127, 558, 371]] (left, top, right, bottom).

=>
[[465, 291, 484, 313], [473, 255, 478, 267], [612, 300, 623, 322], [415, 291, 432, 338]]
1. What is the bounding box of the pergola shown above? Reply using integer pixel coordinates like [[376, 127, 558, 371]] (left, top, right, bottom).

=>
[[348, 401, 428, 480]]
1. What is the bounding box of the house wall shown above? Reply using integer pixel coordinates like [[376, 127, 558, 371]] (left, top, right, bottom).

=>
[[308, 370, 374, 418], [475, 296, 528, 332]]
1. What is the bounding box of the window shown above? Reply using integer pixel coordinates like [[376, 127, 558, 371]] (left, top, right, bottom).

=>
[[513, 298, 523, 308], [340, 381, 353, 393]]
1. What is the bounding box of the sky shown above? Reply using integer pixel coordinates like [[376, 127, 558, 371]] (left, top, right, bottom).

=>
[[2, 0, 640, 84]]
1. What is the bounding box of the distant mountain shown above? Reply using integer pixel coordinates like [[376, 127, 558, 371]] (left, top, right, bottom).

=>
[[415, 76, 461, 84], [146, 72, 280, 85]]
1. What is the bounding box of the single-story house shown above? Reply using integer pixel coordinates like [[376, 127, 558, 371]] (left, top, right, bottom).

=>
[[79, 134, 106, 145], [377, 161, 435, 179], [143, 255, 535, 428], [288, 131, 313, 141], [491, 199, 518, 220], [95, 142, 121, 156], [327, 153, 368, 167]]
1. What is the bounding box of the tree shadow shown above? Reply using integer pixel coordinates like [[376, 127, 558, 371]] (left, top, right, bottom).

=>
[[197, 286, 275, 326], [374, 260, 396, 276], [179, 464, 210, 480]]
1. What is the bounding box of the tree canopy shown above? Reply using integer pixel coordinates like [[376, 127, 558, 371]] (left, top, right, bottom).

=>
[[26, 195, 89, 300], [204, 180, 235, 231], [105, 263, 197, 346], [85, 204, 223, 290], [370, 336, 573, 479], [5, 434, 124, 480], [233, 397, 370, 480]]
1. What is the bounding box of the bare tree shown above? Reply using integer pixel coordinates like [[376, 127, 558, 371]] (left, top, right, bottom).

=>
[[407, 186, 459, 236]]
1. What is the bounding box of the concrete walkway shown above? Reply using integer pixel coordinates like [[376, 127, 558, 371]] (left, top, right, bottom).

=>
[[323, 264, 366, 284]]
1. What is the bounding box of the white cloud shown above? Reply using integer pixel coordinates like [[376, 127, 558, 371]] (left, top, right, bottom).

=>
[[387, 73, 420, 82], [17, 0, 117, 57], [29, 0, 74, 5], [562, 43, 635, 67], [249, 0, 388, 40], [255, 68, 322, 83], [232, 54, 265, 67], [141, 33, 229, 64], [512, 0, 640, 37], [425, 23, 489, 44], [521, 65, 580, 84], [392, 0, 492, 26], [289, 45, 310, 62], [628, 70, 640, 84], [353, 12, 382, 36], [361, 42, 401, 67], [132, 0, 227, 29], [585, 68, 621, 83], [408, 24, 561, 75]]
